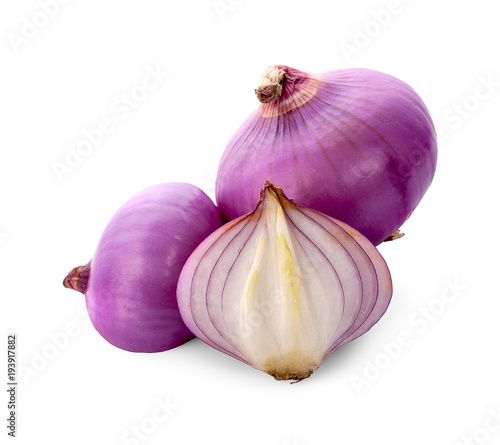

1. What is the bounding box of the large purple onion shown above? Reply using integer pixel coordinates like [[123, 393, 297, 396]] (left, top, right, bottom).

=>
[[63, 183, 222, 353], [216, 65, 437, 245], [177, 182, 392, 381]]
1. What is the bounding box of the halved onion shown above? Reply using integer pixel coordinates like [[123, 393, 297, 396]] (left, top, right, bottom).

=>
[[177, 182, 392, 381]]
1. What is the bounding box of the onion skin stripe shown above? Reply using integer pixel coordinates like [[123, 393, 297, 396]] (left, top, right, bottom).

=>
[[288, 204, 391, 356], [275, 185, 391, 368], [318, 229, 391, 353], [203, 220, 255, 361], [310, 94, 400, 160], [280, 205, 346, 342], [223, 109, 274, 170], [281, 95, 309, 199], [317, 76, 434, 123], [281, 202, 369, 351], [316, 84, 436, 141], [185, 214, 253, 362], [186, 199, 268, 364], [214, 206, 266, 358], [291, 96, 363, 197], [315, 84, 437, 156], [278, 203, 348, 344]]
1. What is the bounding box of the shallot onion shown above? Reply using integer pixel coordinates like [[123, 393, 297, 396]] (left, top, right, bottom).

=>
[[216, 65, 437, 245], [63, 182, 222, 353], [177, 182, 392, 381]]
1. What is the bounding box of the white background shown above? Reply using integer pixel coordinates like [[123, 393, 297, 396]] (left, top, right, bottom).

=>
[[1, 1, 499, 444]]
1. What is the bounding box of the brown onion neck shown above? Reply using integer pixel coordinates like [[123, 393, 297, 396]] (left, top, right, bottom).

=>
[[255, 66, 291, 104], [63, 262, 91, 294]]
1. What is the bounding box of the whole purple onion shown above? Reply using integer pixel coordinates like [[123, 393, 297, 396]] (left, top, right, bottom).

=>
[[63, 183, 222, 352], [216, 65, 437, 245]]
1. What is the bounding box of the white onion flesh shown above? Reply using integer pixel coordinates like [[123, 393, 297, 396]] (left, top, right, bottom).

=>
[[177, 182, 392, 381]]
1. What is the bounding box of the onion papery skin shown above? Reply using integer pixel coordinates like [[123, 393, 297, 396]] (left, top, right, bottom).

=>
[[177, 182, 392, 381], [216, 66, 437, 245], [63, 183, 223, 353]]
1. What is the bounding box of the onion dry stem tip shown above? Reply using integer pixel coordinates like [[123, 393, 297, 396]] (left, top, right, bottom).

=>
[[63, 263, 91, 294]]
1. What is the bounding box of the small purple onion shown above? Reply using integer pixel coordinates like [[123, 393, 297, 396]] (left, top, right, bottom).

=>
[[216, 65, 437, 245], [63, 182, 222, 353], [177, 182, 392, 381]]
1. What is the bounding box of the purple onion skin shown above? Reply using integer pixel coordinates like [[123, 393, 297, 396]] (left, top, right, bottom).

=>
[[216, 66, 437, 245], [63, 183, 222, 353]]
